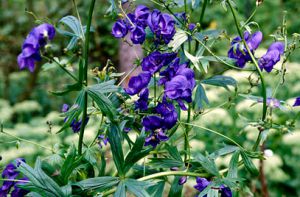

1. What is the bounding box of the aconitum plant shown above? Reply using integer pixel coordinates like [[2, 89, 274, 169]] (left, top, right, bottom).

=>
[[1, 0, 300, 197]]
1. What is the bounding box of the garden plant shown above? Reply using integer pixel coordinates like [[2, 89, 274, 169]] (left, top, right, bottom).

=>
[[0, 0, 300, 196]]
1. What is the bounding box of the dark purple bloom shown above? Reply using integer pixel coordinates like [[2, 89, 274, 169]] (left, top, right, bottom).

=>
[[188, 23, 196, 31], [293, 97, 300, 107], [61, 104, 69, 113], [147, 10, 176, 44], [141, 51, 177, 74], [135, 88, 149, 111], [11, 177, 29, 197], [32, 23, 56, 46], [259, 42, 284, 73], [194, 177, 210, 192], [144, 129, 169, 147], [70, 117, 89, 133], [17, 24, 55, 72], [130, 25, 146, 44], [155, 100, 178, 129], [178, 176, 187, 185], [112, 19, 128, 38], [142, 115, 163, 131], [134, 5, 150, 27], [159, 58, 181, 85], [125, 72, 151, 95], [97, 135, 108, 148], [164, 63, 196, 110], [228, 31, 263, 68], [220, 186, 232, 197]]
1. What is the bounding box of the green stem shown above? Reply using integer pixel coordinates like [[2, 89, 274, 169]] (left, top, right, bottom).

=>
[[227, 0, 267, 122], [1, 130, 53, 152], [180, 121, 245, 150], [184, 104, 191, 163], [0, 178, 30, 183], [78, 0, 96, 155], [102, 171, 208, 196], [199, 0, 208, 24]]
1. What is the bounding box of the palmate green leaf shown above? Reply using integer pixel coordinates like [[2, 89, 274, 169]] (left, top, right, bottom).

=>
[[114, 181, 126, 197], [194, 83, 209, 111], [124, 130, 152, 172], [208, 145, 239, 160], [165, 144, 183, 162], [193, 153, 219, 176], [201, 75, 237, 90], [18, 158, 66, 197], [168, 176, 183, 197], [74, 176, 119, 193], [84, 147, 99, 176], [184, 50, 208, 73], [124, 179, 153, 197], [60, 145, 82, 184], [88, 80, 120, 94], [87, 88, 117, 120], [147, 181, 165, 197], [49, 82, 82, 96], [107, 124, 125, 177], [227, 151, 240, 178], [148, 158, 183, 169], [240, 151, 259, 176]]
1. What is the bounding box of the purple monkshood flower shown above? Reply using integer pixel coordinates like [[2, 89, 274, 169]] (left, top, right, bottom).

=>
[[164, 63, 196, 110], [220, 186, 233, 197], [70, 117, 89, 133], [294, 97, 300, 107], [147, 10, 176, 44], [178, 176, 187, 185], [194, 177, 210, 192], [17, 24, 55, 72], [125, 71, 151, 95], [134, 5, 150, 27], [130, 25, 146, 44], [11, 177, 30, 197], [155, 100, 178, 129], [97, 135, 108, 149], [188, 23, 196, 31], [0, 158, 28, 196], [141, 51, 177, 74], [144, 129, 169, 147], [112, 19, 128, 38], [142, 115, 163, 131], [135, 88, 149, 111], [258, 42, 284, 73], [228, 31, 263, 68]]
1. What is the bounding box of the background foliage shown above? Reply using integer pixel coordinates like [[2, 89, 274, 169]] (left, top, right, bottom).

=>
[[0, 0, 300, 196]]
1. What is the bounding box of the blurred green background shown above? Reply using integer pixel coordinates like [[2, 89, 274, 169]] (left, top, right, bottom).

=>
[[0, 0, 300, 196]]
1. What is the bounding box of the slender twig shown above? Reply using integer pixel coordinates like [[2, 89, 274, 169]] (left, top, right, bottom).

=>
[[1, 130, 53, 152], [0, 178, 30, 183], [78, 0, 96, 155], [180, 121, 245, 150], [226, 0, 267, 123], [72, 0, 85, 41]]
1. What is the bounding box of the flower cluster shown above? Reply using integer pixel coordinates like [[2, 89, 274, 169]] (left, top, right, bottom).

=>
[[228, 31, 285, 72], [62, 104, 89, 133], [194, 177, 232, 197], [228, 31, 262, 68], [17, 24, 55, 72], [112, 5, 176, 44], [0, 158, 29, 197]]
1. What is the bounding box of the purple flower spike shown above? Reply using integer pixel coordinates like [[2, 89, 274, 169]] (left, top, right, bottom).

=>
[[155, 100, 178, 129], [194, 177, 211, 192], [144, 129, 169, 147], [293, 97, 300, 107], [130, 25, 146, 44], [125, 72, 151, 95], [11, 177, 30, 197], [228, 31, 263, 68], [135, 88, 149, 111], [141, 51, 177, 74], [142, 115, 163, 131], [112, 19, 128, 38], [134, 5, 150, 27], [259, 42, 284, 73], [17, 23, 55, 72]]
